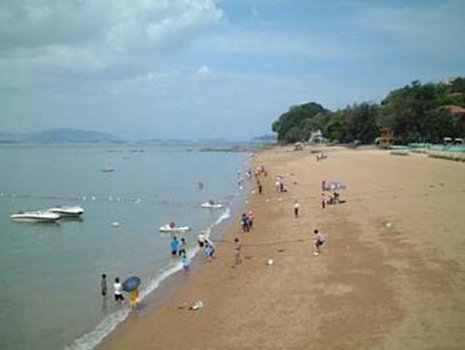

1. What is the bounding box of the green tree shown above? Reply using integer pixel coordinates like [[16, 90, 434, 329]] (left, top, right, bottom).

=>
[[381, 81, 437, 142], [324, 111, 343, 142], [272, 102, 329, 143], [340, 103, 379, 144]]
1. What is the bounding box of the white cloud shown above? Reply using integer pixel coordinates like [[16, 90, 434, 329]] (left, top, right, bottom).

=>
[[192, 65, 213, 81], [0, 0, 223, 78]]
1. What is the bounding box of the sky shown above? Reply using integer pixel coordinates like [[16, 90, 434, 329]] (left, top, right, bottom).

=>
[[0, 0, 464, 140]]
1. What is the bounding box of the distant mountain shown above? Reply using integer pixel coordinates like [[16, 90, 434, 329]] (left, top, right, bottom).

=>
[[0, 128, 125, 144]]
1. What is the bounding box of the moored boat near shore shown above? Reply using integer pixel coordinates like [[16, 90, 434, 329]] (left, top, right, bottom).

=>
[[48, 205, 84, 217], [159, 223, 191, 233], [201, 201, 224, 209], [10, 211, 61, 222]]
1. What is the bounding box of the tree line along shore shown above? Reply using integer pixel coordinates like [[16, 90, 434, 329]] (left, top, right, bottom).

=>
[[272, 77, 465, 146]]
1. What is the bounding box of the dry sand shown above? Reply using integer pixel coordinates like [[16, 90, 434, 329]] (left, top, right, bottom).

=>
[[99, 146, 465, 350]]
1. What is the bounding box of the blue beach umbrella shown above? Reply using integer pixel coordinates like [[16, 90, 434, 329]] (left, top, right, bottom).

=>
[[122, 276, 141, 292]]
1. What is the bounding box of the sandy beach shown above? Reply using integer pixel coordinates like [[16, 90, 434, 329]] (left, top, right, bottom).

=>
[[99, 146, 465, 350]]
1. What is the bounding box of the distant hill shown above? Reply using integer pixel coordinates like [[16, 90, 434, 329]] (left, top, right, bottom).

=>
[[0, 128, 125, 143]]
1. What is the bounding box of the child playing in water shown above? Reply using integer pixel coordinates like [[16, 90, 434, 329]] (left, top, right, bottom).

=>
[[129, 288, 139, 309], [182, 254, 191, 274]]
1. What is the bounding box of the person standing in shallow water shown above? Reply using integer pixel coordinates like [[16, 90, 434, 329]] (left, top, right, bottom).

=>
[[170, 236, 179, 256], [113, 277, 124, 304], [178, 237, 187, 256], [100, 274, 108, 297]]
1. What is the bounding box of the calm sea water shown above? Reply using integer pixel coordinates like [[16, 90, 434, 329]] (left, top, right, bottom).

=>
[[0, 143, 250, 350]]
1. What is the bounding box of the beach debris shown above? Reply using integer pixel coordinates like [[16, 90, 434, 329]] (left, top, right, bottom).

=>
[[189, 300, 204, 310], [313, 252, 319, 256], [277, 249, 285, 253], [383, 220, 393, 229], [266, 258, 274, 266]]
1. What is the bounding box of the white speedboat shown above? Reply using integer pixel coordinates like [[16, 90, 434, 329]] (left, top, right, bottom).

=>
[[159, 224, 191, 233], [201, 202, 223, 209], [48, 206, 84, 217], [10, 211, 61, 222]]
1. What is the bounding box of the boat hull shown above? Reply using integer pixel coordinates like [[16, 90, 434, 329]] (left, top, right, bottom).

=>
[[201, 203, 223, 209], [159, 225, 191, 233], [48, 206, 84, 217], [10, 211, 61, 222]]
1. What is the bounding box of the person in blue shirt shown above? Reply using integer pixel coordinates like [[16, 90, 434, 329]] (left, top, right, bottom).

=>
[[170, 236, 179, 256]]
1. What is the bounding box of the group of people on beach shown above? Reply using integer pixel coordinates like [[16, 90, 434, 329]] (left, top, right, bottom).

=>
[[100, 274, 139, 309], [169, 233, 218, 274], [275, 176, 288, 193], [170, 236, 192, 273], [240, 211, 255, 232], [197, 233, 215, 261]]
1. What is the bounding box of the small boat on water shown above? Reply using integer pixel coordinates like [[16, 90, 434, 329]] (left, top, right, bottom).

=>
[[48, 206, 84, 217], [101, 167, 115, 173], [10, 211, 61, 222], [201, 201, 223, 209], [159, 223, 191, 233]]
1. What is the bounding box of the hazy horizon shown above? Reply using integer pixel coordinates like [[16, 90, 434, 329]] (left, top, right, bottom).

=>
[[1, 0, 463, 140]]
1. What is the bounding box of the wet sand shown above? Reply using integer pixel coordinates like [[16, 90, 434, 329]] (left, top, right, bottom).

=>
[[99, 146, 465, 350]]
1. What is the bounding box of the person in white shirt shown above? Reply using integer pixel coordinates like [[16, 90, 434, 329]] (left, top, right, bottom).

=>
[[293, 200, 300, 217], [113, 277, 124, 304]]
